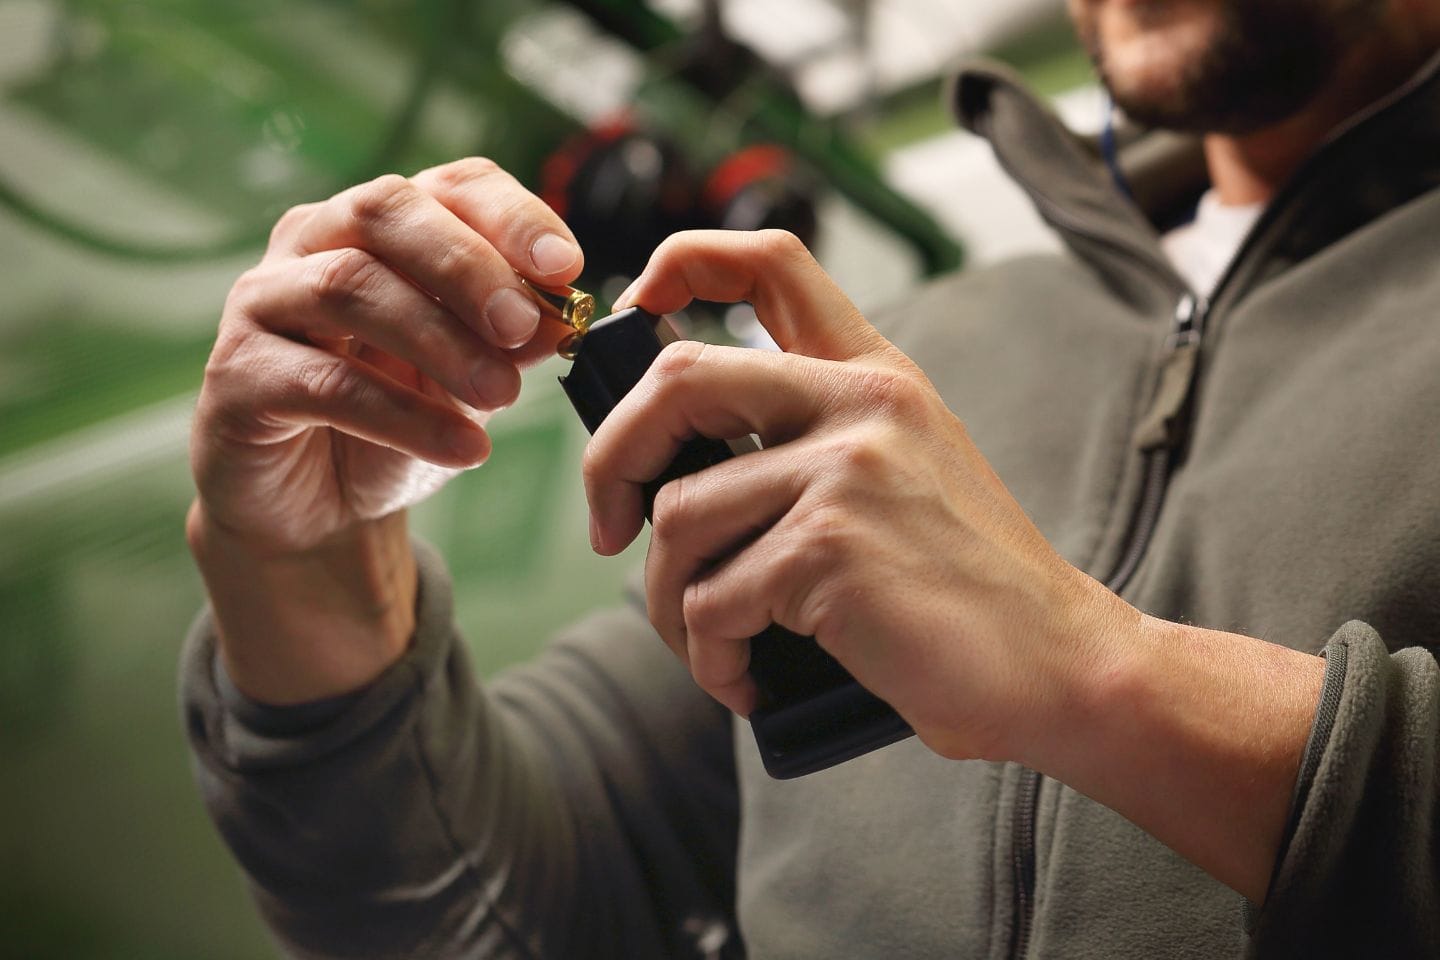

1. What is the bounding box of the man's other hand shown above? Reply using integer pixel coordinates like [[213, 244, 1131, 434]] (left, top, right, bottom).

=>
[[187, 158, 581, 704]]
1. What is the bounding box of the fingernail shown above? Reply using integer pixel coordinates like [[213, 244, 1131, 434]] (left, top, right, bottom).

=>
[[470, 354, 520, 409], [588, 512, 603, 553], [483, 287, 540, 347], [612, 278, 640, 311], [449, 424, 489, 464], [530, 233, 580, 275]]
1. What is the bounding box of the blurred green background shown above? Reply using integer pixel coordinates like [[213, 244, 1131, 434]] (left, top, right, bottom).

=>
[[0, 1, 1085, 955]]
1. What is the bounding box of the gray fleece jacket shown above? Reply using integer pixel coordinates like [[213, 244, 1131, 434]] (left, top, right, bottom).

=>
[[182, 57, 1440, 959]]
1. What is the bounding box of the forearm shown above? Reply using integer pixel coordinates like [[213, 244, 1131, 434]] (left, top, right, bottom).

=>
[[182, 543, 743, 958], [181, 548, 559, 958], [1032, 597, 1326, 903], [186, 500, 416, 704]]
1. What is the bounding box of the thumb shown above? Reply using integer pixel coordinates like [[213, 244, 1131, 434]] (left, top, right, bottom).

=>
[[614, 229, 896, 363]]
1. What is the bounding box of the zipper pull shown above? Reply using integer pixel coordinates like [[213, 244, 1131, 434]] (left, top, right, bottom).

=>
[[1132, 293, 1208, 451]]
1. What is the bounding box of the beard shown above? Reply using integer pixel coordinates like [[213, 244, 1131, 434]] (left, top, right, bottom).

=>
[[1075, 0, 1387, 134]]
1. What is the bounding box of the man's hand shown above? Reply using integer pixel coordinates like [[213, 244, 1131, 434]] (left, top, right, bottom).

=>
[[188, 158, 581, 703], [584, 229, 1129, 763], [585, 230, 1325, 903]]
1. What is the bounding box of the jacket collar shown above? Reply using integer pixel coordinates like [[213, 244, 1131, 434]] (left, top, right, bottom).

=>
[[948, 59, 1184, 314], [949, 48, 1440, 313]]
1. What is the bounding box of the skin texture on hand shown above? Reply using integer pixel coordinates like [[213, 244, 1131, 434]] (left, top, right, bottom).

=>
[[189, 158, 581, 704], [585, 228, 1323, 903], [588, 229, 1120, 757]]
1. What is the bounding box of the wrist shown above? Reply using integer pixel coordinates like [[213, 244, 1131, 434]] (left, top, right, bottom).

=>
[[1014, 573, 1147, 772], [1025, 597, 1325, 901], [186, 501, 418, 705]]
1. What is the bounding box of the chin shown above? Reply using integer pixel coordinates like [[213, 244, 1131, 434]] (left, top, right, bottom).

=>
[[1079, 0, 1224, 118], [1074, 0, 1377, 133]]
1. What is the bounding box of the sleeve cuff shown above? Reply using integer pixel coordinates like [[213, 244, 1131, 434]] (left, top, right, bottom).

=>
[[1244, 620, 1440, 953], [181, 539, 459, 771], [1242, 627, 1350, 932], [212, 655, 366, 737], [1272, 635, 1349, 879]]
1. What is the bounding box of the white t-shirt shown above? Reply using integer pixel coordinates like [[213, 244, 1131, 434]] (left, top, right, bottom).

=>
[[1161, 190, 1265, 297]]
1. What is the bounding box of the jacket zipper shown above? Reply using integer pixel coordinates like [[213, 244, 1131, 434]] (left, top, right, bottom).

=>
[[1007, 292, 1208, 960], [1104, 291, 1208, 591]]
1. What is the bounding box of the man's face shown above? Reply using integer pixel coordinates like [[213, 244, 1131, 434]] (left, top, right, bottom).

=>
[[1067, 0, 1386, 134]]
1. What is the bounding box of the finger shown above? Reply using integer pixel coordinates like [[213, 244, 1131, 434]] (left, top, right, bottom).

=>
[[411, 157, 583, 283], [232, 251, 522, 411], [287, 174, 546, 350], [680, 523, 833, 718], [263, 201, 322, 261], [615, 229, 893, 362], [504, 315, 573, 369], [685, 624, 757, 718], [583, 341, 834, 554], [204, 327, 491, 468], [681, 510, 834, 708], [644, 447, 808, 653]]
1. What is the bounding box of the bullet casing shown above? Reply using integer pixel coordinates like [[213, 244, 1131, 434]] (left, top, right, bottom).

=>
[[520, 280, 596, 358]]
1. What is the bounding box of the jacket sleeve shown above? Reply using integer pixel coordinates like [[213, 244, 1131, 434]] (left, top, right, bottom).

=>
[[1245, 621, 1440, 956], [180, 541, 742, 960]]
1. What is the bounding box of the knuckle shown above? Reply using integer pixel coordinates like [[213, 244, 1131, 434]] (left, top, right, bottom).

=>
[[431, 158, 548, 256], [787, 504, 854, 594], [851, 365, 925, 418], [407, 309, 453, 359], [682, 577, 724, 634], [224, 266, 267, 317], [310, 248, 383, 308], [764, 537, 831, 637], [297, 356, 360, 409], [199, 338, 250, 418], [806, 498, 854, 542], [887, 351, 927, 382], [579, 438, 610, 488], [790, 515, 843, 575], [650, 476, 692, 540], [649, 231, 691, 269], [192, 388, 242, 454], [484, 190, 540, 248], [348, 173, 415, 234], [822, 431, 887, 482], [431, 230, 492, 280], [755, 228, 810, 264], [197, 332, 271, 438], [204, 326, 252, 381], [267, 203, 314, 249], [851, 364, 904, 405], [651, 340, 707, 384], [433, 156, 503, 195], [797, 580, 844, 643]]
